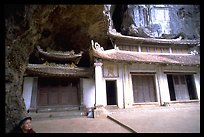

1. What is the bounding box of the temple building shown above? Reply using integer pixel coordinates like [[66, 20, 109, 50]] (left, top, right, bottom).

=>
[[91, 31, 200, 109], [22, 35, 200, 113], [23, 46, 93, 112], [21, 5, 200, 115]]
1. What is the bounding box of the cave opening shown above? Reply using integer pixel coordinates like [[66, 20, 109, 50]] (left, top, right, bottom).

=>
[[111, 5, 127, 32], [28, 25, 91, 67], [28, 47, 91, 68]]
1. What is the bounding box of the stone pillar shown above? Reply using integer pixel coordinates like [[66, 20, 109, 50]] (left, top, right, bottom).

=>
[[94, 62, 103, 107], [79, 78, 84, 110], [94, 61, 108, 118], [122, 64, 129, 108], [157, 67, 171, 105]]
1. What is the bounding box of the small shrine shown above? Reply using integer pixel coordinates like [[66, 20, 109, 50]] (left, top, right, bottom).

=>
[[23, 46, 92, 112]]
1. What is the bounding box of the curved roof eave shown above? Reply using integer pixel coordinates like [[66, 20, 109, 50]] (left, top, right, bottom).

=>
[[107, 30, 200, 46], [92, 45, 200, 66]]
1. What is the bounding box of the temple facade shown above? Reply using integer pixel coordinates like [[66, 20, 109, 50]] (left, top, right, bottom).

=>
[[91, 31, 200, 108], [22, 33, 200, 113], [22, 46, 95, 112]]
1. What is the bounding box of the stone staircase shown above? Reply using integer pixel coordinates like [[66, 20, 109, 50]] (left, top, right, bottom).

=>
[[28, 105, 86, 120], [28, 110, 85, 120], [36, 105, 81, 113]]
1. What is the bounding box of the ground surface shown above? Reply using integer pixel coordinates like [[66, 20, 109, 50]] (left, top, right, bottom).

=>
[[31, 103, 200, 133]]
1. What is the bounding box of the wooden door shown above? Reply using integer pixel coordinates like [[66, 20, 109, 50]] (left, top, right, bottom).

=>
[[37, 78, 79, 106], [48, 87, 58, 105], [132, 75, 144, 103], [58, 85, 78, 105], [132, 75, 156, 103], [38, 87, 48, 106], [172, 75, 189, 100], [59, 86, 69, 105]]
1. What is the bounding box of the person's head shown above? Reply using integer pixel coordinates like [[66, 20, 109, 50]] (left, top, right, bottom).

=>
[[18, 117, 33, 133]]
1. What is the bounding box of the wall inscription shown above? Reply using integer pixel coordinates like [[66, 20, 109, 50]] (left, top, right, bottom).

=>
[[103, 64, 119, 78]]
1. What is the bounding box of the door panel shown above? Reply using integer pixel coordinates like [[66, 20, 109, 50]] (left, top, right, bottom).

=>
[[60, 87, 69, 105], [173, 75, 189, 100], [143, 77, 150, 102], [38, 92, 48, 106], [38, 87, 48, 106], [37, 78, 79, 106], [132, 76, 143, 102], [132, 75, 156, 103], [148, 76, 156, 102], [49, 88, 58, 105], [72, 87, 79, 105]]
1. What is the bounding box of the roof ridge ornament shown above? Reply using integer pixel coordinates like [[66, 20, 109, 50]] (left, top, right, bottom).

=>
[[114, 44, 119, 51], [91, 40, 104, 51]]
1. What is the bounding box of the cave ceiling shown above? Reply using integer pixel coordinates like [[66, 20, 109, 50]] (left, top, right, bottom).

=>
[[5, 4, 200, 66], [5, 5, 109, 66], [36, 5, 108, 66], [37, 5, 107, 51]]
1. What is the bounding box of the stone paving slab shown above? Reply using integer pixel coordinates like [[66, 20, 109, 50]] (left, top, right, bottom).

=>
[[107, 103, 200, 133], [32, 116, 132, 133], [31, 103, 200, 133]]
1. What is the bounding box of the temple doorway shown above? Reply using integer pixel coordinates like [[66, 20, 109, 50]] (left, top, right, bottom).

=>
[[37, 77, 80, 107], [167, 74, 198, 101], [132, 75, 157, 103], [106, 80, 117, 105]]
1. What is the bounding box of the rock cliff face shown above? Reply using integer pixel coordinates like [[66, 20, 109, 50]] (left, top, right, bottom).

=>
[[111, 5, 200, 39], [5, 4, 200, 132], [5, 5, 109, 132]]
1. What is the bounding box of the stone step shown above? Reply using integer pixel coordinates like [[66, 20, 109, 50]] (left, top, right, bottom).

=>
[[27, 105, 87, 120], [36, 106, 80, 113], [104, 105, 119, 109], [28, 110, 85, 120]]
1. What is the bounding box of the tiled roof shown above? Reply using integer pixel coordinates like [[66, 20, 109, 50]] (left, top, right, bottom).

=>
[[25, 64, 92, 77], [108, 30, 200, 45], [37, 46, 83, 64], [92, 48, 200, 66]]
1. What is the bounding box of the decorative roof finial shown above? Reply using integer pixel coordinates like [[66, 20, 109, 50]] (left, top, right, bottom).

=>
[[91, 40, 104, 51]]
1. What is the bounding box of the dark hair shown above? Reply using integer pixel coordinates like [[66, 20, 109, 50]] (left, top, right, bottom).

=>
[[18, 117, 32, 127]]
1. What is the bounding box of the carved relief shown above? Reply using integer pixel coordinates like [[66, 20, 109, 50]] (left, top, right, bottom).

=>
[[103, 64, 119, 78]]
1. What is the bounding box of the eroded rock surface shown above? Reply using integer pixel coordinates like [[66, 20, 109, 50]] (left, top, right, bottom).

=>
[[111, 5, 200, 39], [5, 5, 109, 132]]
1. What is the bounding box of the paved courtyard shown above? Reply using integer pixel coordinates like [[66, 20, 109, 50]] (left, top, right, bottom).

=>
[[32, 116, 131, 133], [107, 103, 200, 133], [31, 103, 200, 133]]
